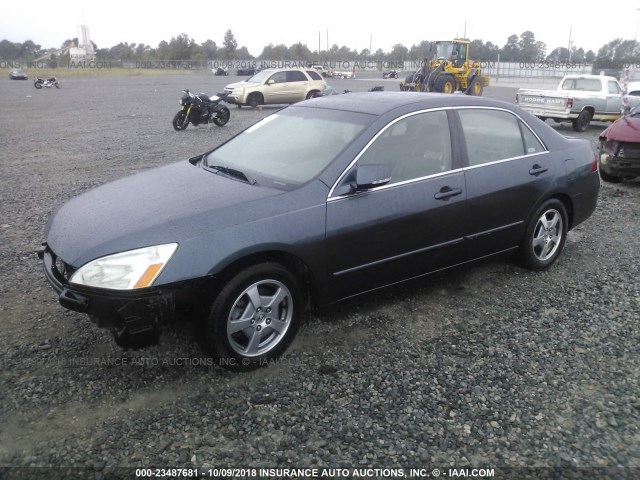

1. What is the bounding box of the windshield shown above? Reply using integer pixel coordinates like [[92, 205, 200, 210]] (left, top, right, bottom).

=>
[[436, 42, 454, 59], [246, 70, 272, 83], [205, 107, 373, 188]]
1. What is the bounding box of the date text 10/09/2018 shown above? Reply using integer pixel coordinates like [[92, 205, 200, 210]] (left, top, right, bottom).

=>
[[137, 467, 497, 478]]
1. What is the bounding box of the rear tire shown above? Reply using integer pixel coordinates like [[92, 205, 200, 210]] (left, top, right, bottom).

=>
[[172, 112, 188, 131], [34, 82, 42, 89], [572, 110, 592, 132], [200, 263, 303, 371], [467, 77, 483, 96], [213, 106, 230, 126], [519, 199, 568, 271]]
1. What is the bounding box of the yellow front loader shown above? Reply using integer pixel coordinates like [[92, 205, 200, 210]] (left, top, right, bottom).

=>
[[400, 39, 490, 95]]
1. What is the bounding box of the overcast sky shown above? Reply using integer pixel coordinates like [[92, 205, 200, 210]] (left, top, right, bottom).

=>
[[2, 0, 640, 57]]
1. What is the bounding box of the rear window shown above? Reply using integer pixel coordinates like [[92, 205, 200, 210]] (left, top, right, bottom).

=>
[[561, 78, 602, 91]]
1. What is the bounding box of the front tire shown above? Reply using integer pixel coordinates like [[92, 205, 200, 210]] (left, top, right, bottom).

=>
[[201, 263, 303, 371], [34, 82, 42, 89], [172, 111, 189, 131], [434, 75, 455, 94], [520, 199, 568, 271], [55, 81, 60, 89], [572, 110, 592, 132], [247, 93, 262, 108]]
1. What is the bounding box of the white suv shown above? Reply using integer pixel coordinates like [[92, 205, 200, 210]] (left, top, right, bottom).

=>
[[224, 68, 326, 108]]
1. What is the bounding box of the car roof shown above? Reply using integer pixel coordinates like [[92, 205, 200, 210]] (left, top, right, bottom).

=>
[[297, 92, 515, 116]]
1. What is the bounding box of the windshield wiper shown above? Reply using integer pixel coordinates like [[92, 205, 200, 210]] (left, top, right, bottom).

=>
[[206, 164, 257, 185]]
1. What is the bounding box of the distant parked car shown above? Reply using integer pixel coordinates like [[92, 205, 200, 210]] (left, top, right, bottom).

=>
[[516, 74, 640, 131], [334, 70, 354, 79], [9, 68, 28, 80], [307, 64, 334, 77], [213, 67, 228, 76], [224, 68, 326, 107], [39, 93, 599, 370], [237, 67, 259, 76], [598, 104, 640, 182]]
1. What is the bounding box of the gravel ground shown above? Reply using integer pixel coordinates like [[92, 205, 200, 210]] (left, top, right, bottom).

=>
[[0, 73, 639, 480]]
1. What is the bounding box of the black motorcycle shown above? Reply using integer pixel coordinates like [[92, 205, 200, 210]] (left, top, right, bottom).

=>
[[172, 90, 231, 131], [34, 76, 60, 89], [382, 70, 398, 79]]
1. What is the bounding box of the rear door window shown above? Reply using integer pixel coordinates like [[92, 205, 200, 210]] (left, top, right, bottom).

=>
[[287, 71, 308, 82], [458, 109, 544, 166]]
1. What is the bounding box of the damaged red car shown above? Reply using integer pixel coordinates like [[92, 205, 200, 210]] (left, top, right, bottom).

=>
[[598, 105, 640, 182]]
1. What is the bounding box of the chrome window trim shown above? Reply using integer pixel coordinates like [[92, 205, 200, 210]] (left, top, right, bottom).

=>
[[327, 106, 549, 202]]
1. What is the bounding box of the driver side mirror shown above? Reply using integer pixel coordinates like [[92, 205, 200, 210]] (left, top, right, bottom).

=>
[[267, 79, 275, 85], [353, 164, 392, 190]]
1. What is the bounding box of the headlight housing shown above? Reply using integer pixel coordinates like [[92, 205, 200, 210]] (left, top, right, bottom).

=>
[[232, 87, 244, 95], [70, 243, 178, 290]]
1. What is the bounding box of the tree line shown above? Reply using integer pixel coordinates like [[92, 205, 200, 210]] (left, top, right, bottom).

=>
[[1, 29, 639, 66]]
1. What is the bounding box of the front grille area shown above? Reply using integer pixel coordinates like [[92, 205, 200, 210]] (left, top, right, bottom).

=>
[[620, 143, 640, 159]]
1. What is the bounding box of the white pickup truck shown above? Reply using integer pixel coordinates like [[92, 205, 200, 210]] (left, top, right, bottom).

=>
[[516, 74, 640, 131]]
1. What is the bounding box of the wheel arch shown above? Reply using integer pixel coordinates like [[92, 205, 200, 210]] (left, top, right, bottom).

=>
[[580, 105, 595, 117], [246, 91, 264, 106], [212, 249, 320, 310], [524, 193, 575, 235]]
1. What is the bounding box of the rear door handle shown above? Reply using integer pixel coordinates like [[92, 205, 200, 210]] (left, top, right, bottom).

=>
[[434, 186, 463, 200], [529, 164, 548, 175]]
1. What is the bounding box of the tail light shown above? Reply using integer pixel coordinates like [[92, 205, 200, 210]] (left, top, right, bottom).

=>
[[567, 98, 574, 108], [591, 151, 598, 172]]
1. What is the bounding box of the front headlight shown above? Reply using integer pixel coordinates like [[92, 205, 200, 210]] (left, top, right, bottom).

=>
[[70, 243, 178, 290], [232, 87, 244, 95]]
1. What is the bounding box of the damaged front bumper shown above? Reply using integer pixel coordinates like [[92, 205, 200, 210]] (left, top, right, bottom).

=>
[[599, 152, 640, 177], [37, 243, 208, 333]]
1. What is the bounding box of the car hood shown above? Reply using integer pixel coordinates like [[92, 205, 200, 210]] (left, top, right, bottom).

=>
[[601, 115, 640, 142], [45, 160, 284, 267], [226, 81, 262, 90]]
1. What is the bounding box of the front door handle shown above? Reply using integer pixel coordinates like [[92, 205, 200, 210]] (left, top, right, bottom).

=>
[[529, 164, 548, 176], [434, 186, 463, 200]]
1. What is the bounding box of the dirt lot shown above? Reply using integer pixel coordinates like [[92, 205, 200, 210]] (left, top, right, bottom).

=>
[[0, 73, 639, 479]]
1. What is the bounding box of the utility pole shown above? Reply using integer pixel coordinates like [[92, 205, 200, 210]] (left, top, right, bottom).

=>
[[568, 25, 572, 62]]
